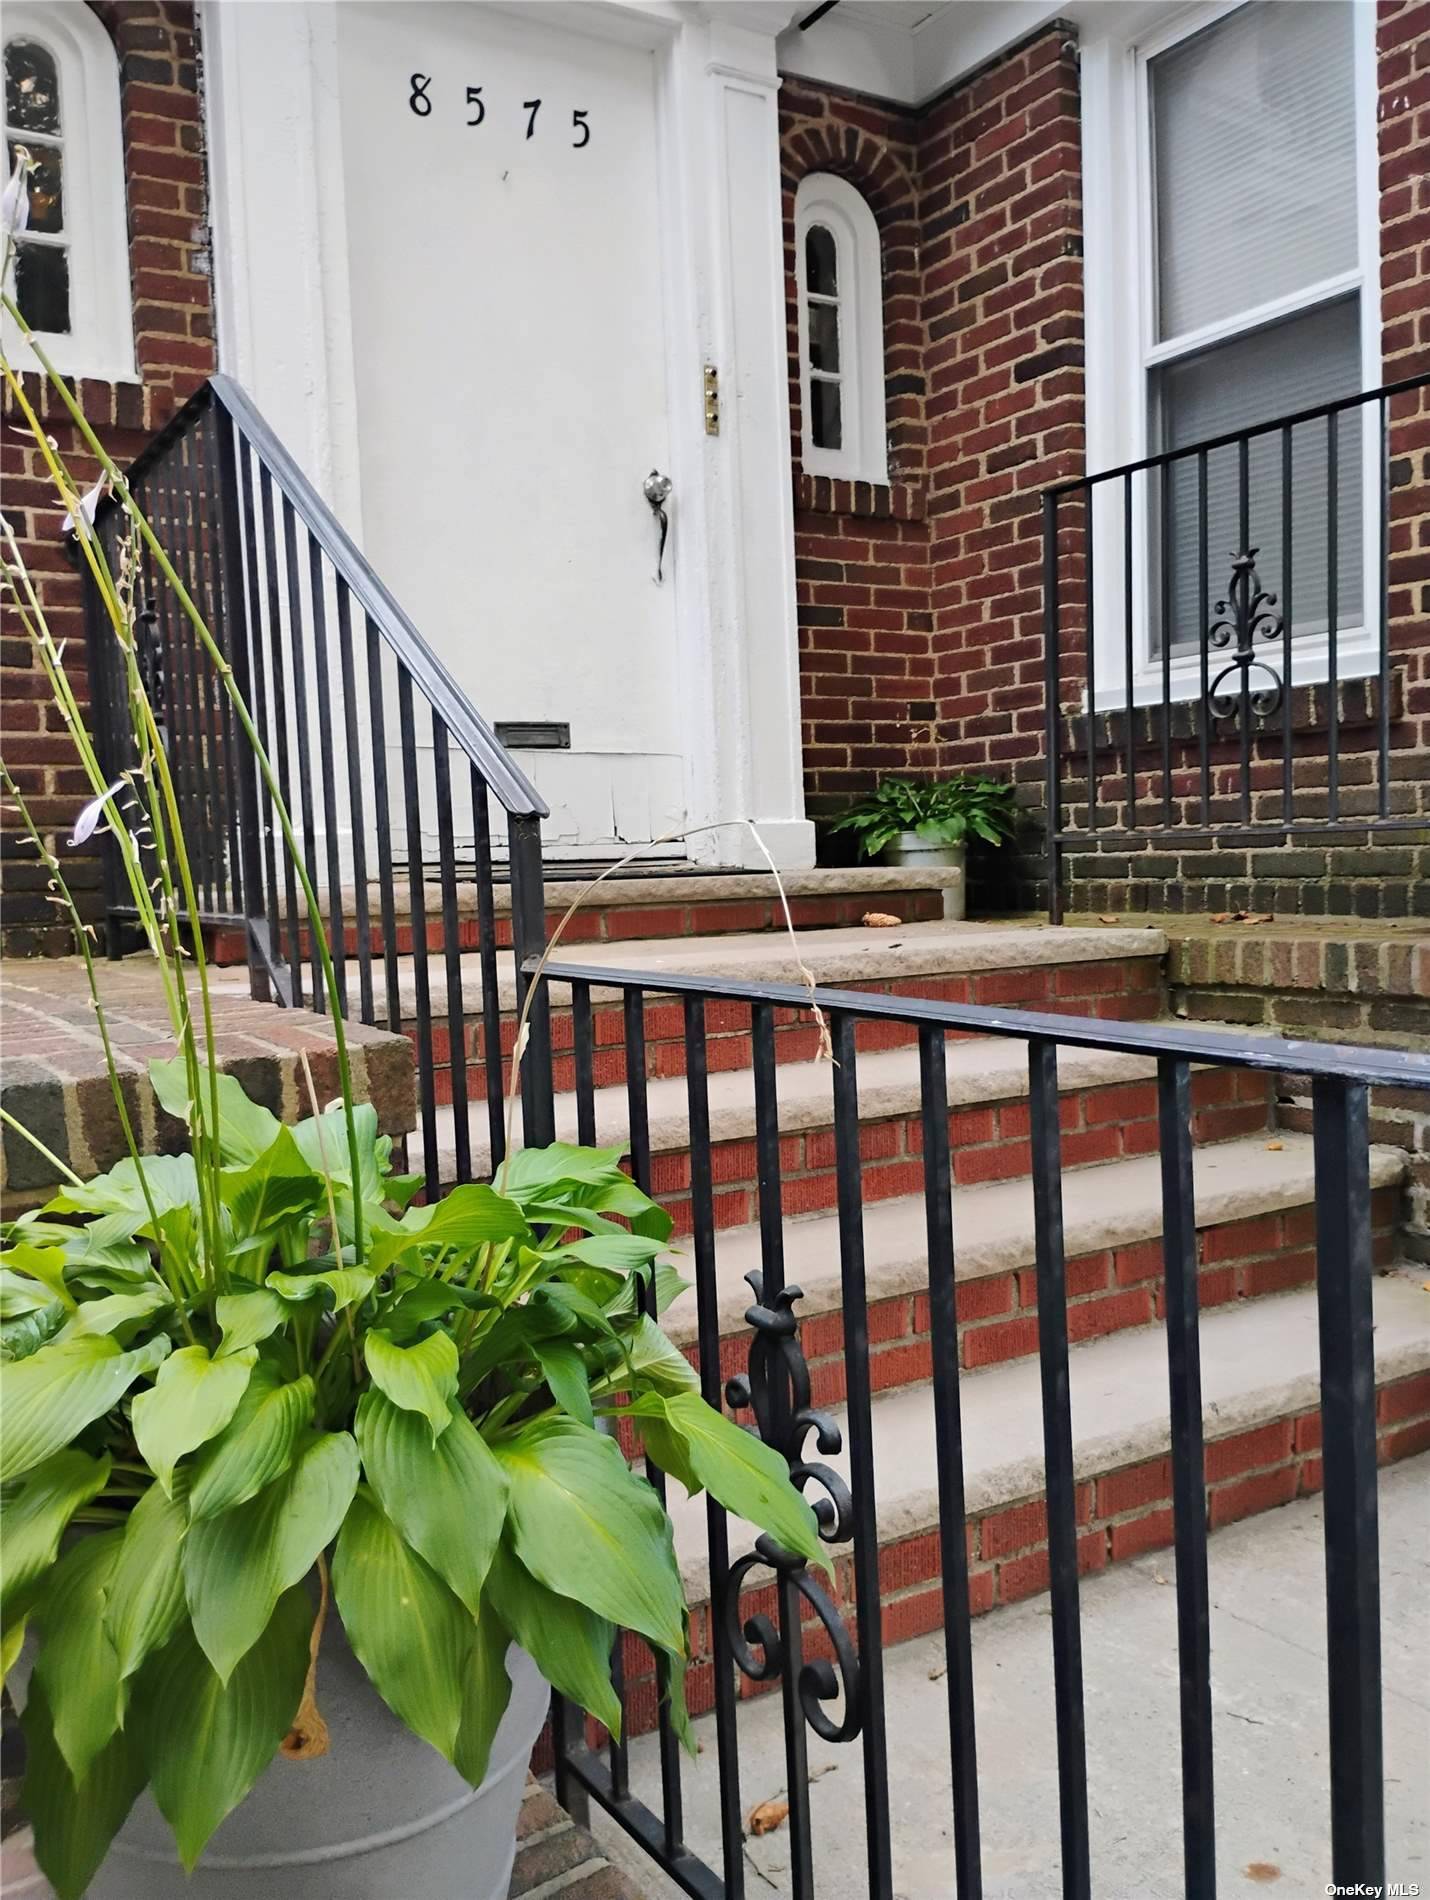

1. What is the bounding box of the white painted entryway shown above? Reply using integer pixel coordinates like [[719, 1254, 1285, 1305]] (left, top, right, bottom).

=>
[[337, 2, 682, 856]]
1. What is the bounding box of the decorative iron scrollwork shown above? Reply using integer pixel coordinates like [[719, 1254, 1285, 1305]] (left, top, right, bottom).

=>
[[1206, 548, 1284, 721], [720, 1270, 863, 1745], [134, 593, 168, 746]]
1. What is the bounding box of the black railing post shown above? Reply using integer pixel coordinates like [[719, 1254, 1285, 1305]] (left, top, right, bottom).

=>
[[212, 402, 271, 1001], [508, 810, 554, 1147], [1042, 490, 1063, 924], [1312, 1076, 1384, 1890]]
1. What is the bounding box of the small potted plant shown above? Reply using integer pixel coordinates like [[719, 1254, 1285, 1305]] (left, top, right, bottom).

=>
[[831, 776, 1018, 914]]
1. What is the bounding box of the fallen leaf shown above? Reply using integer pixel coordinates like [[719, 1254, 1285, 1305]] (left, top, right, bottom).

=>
[[862, 911, 901, 928], [748, 1799, 790, 1837], [1098, 914, 1119, 924], [1242, 1864, 1281, 1884], [1240, 912, 1274, 925], [1421, 1281, 1430, 1294], [928, 1661, 948, 1682], [1151, 1571, 1168, 1587], [807, 1762, 839, 1783], [1210, 912, 1234, 924], [1265, 1141, 1283, 1152]]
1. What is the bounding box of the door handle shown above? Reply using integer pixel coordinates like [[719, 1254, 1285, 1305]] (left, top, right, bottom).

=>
[[643, 469, 672, 584]]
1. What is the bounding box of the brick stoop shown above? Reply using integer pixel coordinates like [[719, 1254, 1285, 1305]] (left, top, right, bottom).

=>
[[510, 1781, 645, 1899]]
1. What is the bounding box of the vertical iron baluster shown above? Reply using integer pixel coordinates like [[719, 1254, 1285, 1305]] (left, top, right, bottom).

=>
[[603, 988, 639, 1800], [81, 519, 125, 955], [335, 578, 373, 1022], [507, 812, 554, 1147], [1160, 462, 1174, 829], [1084, 488, 1097, 834], [211, 406, 267, 981], [191, 408, 238, 913], [258, 467, 303, 1002], [1311, 1077, 1384, 1890], [1042, 491, 1063, 922], [238, 441, 282, 955], [683, 994, 746, 1898], [830, 1014, 894, 1899], [1281, 427, 1294, 828], [1027, 1038, 1091, 1900], [1377, 396, 1390, 819], [397, 671, 439, 1195], [917, 1022, 983, 1899], [471, 769, 506, 1167], [1197, 449, 1210, 825], [1123, 471, 1135, 836], [432, 716, 471, 1183], [624, 988, 685, 1858], [1237, 437, 1252, 825], [751, 1003, 815, 1900], [307, 534, 347, 1016], [154, 451, 203, 908], [179, 422, 220, 912], [366, 616, 402, 1038], [1327, 413, 1340, 821], [281, 496, 322, 1008], [571, 980, 596, 1148], [1157, 1058, 1216, 1900]]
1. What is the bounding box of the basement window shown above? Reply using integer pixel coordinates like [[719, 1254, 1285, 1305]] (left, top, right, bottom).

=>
[[795, 173, 887, 484]]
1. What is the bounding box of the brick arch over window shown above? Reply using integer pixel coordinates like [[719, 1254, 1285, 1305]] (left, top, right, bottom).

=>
[[779, 92, 924, 496]]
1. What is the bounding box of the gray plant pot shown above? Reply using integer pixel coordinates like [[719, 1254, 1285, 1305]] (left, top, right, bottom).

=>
[[88, 1624, 549, 1900], [882, 835, 966, 918]]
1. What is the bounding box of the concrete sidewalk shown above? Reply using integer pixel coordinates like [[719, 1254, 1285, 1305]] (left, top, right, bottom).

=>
[[593, 1457, 1430, 1900]]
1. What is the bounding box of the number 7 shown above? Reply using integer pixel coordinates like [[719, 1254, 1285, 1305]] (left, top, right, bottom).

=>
[[523, 98, 541, 139]]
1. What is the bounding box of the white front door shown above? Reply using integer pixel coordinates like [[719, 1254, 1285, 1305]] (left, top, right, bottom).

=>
[[337, 1, 684, 856]]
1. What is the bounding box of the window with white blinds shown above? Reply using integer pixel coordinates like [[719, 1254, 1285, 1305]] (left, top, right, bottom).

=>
[[1146, 0, 1365, 657]]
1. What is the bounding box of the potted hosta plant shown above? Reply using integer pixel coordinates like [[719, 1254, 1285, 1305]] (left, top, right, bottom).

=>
[[831, 775, 1018, 916], [0, 271, 824, 1898]]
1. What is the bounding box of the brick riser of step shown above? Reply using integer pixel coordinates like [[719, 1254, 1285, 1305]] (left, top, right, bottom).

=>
[[634, 1066, 1267, 1238], [535, 1366, 1430, 1757], [421, 957, 1165, 1108], [205, 888, 950, 965]]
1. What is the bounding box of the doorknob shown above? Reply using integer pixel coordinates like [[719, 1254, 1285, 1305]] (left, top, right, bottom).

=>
[[643, 469, 672, 584]]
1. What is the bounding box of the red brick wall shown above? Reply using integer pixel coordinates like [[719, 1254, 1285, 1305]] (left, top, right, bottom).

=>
[[779, 82, 938, 821], [1, 1, 214, 953]]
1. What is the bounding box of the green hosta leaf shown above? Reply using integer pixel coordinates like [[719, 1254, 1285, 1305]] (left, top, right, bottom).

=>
[[189, 1368, 314, 1521], [267, 1267, 374, 1314], [0, 1301, 65, 1362], [0, 1267, 58, 1316], [547, 1232, 666, 1272], [622, 1316, 700, 1396], [58, 1283, 171, 1338], [356, 1393, 507, 1615], [132, 1344, 258, 1493], [133, 1587, 311, 1871], [454, 1606, 514, 1788], [0, 1448, 111, 1627], [1, 1616, 26, 1686], [291, 1101, 384, 1238], [48, 1152, 200, 1225], [31, 1529, 126, 1782], [215, 1288, 288, 1356], [0, 1332, 170, 1483], [383, 1277, 498, 1338], [364, 1328, 458, 1440], [366, 1182, 530, 1274], [220, 1126, 325, 1241], [499, 1143, 628, 1194], [0, 1247, 71, 1311], [628, 1391, 826, 1571], [485, 1542, 619, 1735], [22, 1672, 146, 1900], [148, 1056, 282, 1165], [184, 1431, 358, 1681], [495, 1417, 685, 1654], [106, 1475, 190, 1683], [331, 1486, 471, 1763], [534, 1337, 594, 1427], [657, 1641, 696, 1757]]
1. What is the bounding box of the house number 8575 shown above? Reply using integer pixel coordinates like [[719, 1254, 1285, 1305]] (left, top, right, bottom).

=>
[[407, 74, 591, 144]]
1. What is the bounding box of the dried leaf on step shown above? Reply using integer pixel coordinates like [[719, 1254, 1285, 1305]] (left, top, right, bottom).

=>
[[861, 911, 901, 928], [1265, 1141, 1283, 1152], [1210, 912, 1234, 925], [1242, 1864, 1282, 1884], [748, 1798, 790, 1837], [1098, 914, 1119, 924], [1241, 912, 1274, 925]]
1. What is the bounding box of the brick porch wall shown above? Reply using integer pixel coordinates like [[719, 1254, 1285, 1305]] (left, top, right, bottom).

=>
[[0, 1, 214, 956]]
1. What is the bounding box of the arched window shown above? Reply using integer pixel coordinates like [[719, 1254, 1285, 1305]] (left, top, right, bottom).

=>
[[2, 2, 133, 379], [794, 173, 886, 483]]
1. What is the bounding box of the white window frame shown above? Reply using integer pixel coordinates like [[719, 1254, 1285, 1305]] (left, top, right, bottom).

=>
[[1081, 0, 1380, 710], [1, 1, 134, 381], [794, 172, 887, 484]]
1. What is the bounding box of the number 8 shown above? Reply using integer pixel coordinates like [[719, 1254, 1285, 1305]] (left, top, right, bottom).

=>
[[409, 73, 432, 117]]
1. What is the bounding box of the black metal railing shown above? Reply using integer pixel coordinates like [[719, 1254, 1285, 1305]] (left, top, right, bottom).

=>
[[84, 374, 553, 1195], [1041, 373, 1430, 920], [531, 955, 1428, 1900]]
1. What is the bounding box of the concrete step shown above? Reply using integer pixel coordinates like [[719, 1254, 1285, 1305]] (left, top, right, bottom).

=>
[[606, 1271, 1430, 1739], [436, 1028, 1272, 1225], [207, 865, 963, 964], [375, 920, 1166, 1103]]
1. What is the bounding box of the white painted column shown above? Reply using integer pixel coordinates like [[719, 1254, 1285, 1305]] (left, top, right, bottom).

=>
[[673, 7, 816, 870]]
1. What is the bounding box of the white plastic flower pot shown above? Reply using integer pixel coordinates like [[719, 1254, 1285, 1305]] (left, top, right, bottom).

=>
[[882, 835, 966, 916]]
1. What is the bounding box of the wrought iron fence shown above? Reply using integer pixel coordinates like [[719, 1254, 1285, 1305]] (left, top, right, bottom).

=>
[[84, 374, 554, 1195], [528, 957, 1427, 1900], [1041, 373, 1430, 920]]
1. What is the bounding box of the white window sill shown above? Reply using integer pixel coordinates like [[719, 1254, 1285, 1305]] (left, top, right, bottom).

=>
[[1089, 630, 1379, 713]]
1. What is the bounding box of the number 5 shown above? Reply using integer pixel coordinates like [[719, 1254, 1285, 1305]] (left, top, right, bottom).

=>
[[571, 109, 590, 149], [466, 85, 485, 126]]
